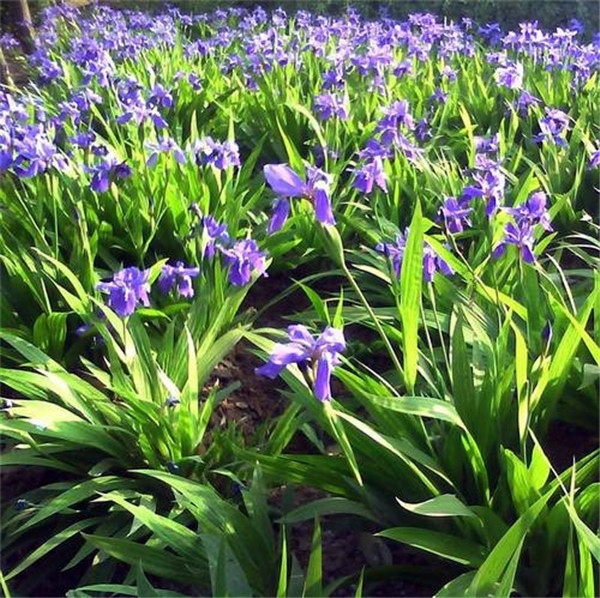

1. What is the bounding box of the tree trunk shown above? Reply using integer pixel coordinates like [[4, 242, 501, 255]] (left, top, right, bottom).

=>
[[0, 45, 14, 88], [5, 0, 37, 54]]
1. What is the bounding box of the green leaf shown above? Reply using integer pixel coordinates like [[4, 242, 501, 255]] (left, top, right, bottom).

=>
[[303, 518, 323, 598], [364, 395, 467, 429], [434, 572, 477, 597], [468, 487, 557, 596], [400, 200, 424, 393], [281, 498, 376, 524], [397, 494, 478, 519], [6, 518, 103, 580], [276, 528, 288, 598], [82, 535, 201, 585], [451, 312, 477, 427], [98, 492, 201, 560], [378, 527, 486, 567]]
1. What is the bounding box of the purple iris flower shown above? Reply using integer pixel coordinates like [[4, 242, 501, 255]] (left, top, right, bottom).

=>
[[11, 132, 67, 178], [440, 196, 472, 233], [263, 163, 335, 232], [352, 156, 388, 194], [255, 325, 345, 402], [467, 159, 505, 216], [535, 108, 570, 146], [514, 90, 541, 117], [69, 131, 96, 149], [588, 149, 600, 170], [202, 215, 230, 258], [441, 65, 457, 81], [377, 100, 415, 134], [492, 221, 536, 264], [116, 100, 167, 129], [568, 18, 584, 36], [96, 267, 151, 317], [376, 230, 453, 283], [220, 239, 268, 286], [158, 262, 200, 298], [415, 118, 432, 142], [146, 137, 186, 167], [148, 84, 173, 108], [475, 134, 499, 155], [190, 137, 241, 170], [87, 153, 132, 193], [507, 191, 552, 231], [494, 62, 523, 89], [393, 59, 414, 77], [0, 148, 12, 172], [428, 88, 448, 106], [313, 93, 348, 120]]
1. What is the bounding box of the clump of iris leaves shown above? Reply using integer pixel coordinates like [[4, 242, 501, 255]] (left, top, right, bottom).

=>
[[0, 4, 599, 597]]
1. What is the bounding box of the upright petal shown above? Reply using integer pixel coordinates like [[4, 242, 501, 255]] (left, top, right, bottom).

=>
[[264, 164, 306, 197], [316, 327, 345, 354], [287, 325, 315, 347]]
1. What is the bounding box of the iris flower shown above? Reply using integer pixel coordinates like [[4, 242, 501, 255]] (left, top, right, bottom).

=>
[[158, 262, 200, 298], [255, 325, 345, 401], [264, 163, 335, 233], [221, 239, 268, 286], [97, 267, 151, 317], [376, 231, 454, 283], [493, 221, 536, 264]]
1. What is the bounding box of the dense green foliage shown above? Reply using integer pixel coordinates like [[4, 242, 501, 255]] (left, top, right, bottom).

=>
[[0, 3, 598, 597]]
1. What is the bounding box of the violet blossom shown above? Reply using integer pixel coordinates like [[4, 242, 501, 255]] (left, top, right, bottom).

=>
[[263, 162, 335, 232], [255, 325, 345, 401], [96, 266, 151, 317]]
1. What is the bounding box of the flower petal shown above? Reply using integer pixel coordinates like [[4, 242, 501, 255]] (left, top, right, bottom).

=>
[[264, 164, 306, 197], [314, 352, 333, 401]]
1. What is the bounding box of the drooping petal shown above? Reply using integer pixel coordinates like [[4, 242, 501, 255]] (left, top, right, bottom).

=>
[[313, 182, 335, 225], [314, 352, 334, 401], [255, 361, 287, 379], [158, 266, 176, 295], [268, 198, 290, 234], [264, 164, 306, 197], [521, 244, 536, 264], [492, 243, 507, 259]]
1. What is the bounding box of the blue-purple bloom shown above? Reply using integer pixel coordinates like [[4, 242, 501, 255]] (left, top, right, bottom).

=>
[[494, 62, 523, 89], [263, 163, 335, 232], [376, 231, 454, 283], [506, 191, 552, 231], [221, 239, 268, 286], [475, 134, 499, 155], [190, 137, 241, 170], [313, 93, 348, 120], [377, 100, 415, 138], [588, 149, 600, 170], [87, 153, 132, 193], [514, 90, 541, 117], [96, 267, 151, 317], [440, 196, 472, 233], [352, 156, 388, 194], [255, 325, 345, 401], [145, 137, 186, 167], [535, 108, 570, 146], [492, 221, 536, 264], [158, 262, 200, 298]]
